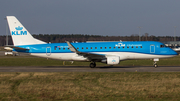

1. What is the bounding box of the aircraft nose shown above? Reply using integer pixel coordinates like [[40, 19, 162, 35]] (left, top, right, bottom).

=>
[[171, 50, 178, 55]]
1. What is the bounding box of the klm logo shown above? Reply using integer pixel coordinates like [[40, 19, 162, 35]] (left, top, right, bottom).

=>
[[115, 42, 125, 47], [11, 26, 27, 35]]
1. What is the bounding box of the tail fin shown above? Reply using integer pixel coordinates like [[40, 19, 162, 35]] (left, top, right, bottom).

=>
[[6, 16, 46, 46]]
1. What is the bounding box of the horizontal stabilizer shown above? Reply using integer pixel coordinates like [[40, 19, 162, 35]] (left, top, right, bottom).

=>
[[5, 45, 29, 50], [4, 47, 13, 51]]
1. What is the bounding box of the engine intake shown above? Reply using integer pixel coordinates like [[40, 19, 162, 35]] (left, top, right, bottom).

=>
[[101, 56, 120, 65]]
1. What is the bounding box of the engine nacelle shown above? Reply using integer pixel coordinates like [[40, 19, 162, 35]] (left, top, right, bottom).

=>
[[101, 56, 120, 65]]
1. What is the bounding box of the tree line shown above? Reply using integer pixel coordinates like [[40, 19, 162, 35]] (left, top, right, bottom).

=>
[[0, 34, 179, 46]]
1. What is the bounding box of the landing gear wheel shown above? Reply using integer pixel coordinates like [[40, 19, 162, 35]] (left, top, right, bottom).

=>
[[154, 64, 158, 68], [153, 62, 158, 68], [90, 62, 96, 68]]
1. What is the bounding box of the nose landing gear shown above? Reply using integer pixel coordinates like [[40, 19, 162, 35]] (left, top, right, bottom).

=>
[[153, 61, 158, 68], [153, 58, 159, 68]]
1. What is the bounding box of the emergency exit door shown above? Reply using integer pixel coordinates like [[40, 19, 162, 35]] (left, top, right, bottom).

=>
[[150, 45, 155, 53], [46, 47, 51, 56]]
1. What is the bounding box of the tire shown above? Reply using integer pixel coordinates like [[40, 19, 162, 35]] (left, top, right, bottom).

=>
[[90, 63, 96, 68], [154, 64, 158, 68]]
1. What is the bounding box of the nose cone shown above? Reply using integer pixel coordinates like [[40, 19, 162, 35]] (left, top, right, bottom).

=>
[[171, 50, 178, 55]]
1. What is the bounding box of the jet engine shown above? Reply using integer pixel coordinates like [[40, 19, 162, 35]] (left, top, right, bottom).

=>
[[101, 56, 120, 65]]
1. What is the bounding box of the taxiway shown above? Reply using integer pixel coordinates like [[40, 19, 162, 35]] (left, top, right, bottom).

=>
[[0, 66, 180, 72]]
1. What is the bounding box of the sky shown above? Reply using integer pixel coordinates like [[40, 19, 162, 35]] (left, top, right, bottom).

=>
[[0, 0, 180, 36]]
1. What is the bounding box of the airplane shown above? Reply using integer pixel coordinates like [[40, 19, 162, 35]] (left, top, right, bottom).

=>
[[5, 16, 178, 68]]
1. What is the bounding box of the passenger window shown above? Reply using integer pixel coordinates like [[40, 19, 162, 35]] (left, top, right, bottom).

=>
[[127, 46, 129, 48], [82, 47, 84, 49], [105, 47, 107, 49], [68, 48, 69, 50], [100, 47, 102, 49], [140, 46, 142, 48], [109, 47, 111, 49], [132, 46, 133, 48], [59, 48, 61, 50], [118, 47, 120, 49], [95, 47, 97, 49], [86, 47, 88, 49], [63, 48, 65, 50], [54, 46, 57, 50], [136, 46, 138, 48], [77, 47, 79, 49], [91, 47, 93, 49], [123, 47, 124, 48], [114, 47, 116, 49]]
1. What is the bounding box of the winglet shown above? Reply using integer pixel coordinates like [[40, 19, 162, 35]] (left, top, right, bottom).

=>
[[66, 41, 106, 60], [66, 41, 79, 53]]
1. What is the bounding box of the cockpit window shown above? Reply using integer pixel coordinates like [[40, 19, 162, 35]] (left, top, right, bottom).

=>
[[160, 45, 165, 48]]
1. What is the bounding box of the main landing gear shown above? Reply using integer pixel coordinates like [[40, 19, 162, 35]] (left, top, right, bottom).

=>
[[90, 62, 96, 68]]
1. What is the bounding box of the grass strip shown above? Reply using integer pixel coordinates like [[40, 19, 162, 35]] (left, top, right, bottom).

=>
[[0, 55, 180, 66], [0, 72, 180, 100]]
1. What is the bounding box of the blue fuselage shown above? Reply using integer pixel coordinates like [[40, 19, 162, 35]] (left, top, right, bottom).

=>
[[14, 41, 177, 56]]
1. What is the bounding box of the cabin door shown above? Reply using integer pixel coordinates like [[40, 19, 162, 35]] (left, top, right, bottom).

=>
[[150, 45, 155, 53], [46, 47, 51, 56]]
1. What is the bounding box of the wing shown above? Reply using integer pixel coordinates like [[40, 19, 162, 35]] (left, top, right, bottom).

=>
[[66, 41, 106, 60]]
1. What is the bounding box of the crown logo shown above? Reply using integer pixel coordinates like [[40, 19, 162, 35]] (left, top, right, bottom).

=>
[[15, 26, 23, 30], [112, 59, 116, 63]]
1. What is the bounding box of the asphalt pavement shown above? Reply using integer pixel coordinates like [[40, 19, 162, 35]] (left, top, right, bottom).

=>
[[0, 66, 180, 72], [1, 51, 180, 72]]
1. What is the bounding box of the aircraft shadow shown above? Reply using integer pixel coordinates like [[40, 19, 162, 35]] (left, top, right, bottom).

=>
[[39, 65, 180, 69], [97, 66, 137, 68], [43, 65, 137, 68]]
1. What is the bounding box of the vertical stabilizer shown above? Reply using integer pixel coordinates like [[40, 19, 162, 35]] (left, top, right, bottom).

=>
[[6, 16, 46, 46]]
